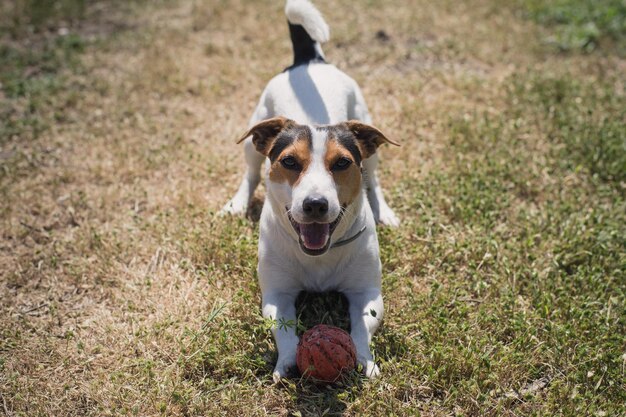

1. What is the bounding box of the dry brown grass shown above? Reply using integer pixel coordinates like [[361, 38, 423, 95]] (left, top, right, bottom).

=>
[[1, 0, 624, 415]]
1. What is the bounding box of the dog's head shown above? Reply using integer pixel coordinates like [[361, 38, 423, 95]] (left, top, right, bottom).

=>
[[239, 117, 398, 256]]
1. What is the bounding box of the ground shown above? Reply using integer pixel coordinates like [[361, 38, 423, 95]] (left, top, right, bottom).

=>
[[0, 0, 624, 416]]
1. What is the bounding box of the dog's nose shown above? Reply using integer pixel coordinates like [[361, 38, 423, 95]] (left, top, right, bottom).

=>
[[302, 196, 329, 219]]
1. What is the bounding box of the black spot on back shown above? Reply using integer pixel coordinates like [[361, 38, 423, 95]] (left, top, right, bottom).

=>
[[285, 23, 326, 71]]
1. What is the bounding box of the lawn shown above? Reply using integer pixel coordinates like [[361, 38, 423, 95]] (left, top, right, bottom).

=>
[[0, 0, 624, 415]]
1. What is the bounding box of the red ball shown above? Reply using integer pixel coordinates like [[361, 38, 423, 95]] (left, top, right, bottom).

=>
[[296, 324, 357, 382]]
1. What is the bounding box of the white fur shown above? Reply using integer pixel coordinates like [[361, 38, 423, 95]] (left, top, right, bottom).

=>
[[288, 128, 340, 226], [222, 0, 399, 382], [285, 0, 330, 43]]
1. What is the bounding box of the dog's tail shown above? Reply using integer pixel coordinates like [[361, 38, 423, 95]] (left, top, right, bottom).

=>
[[285, 0, 329, 67]]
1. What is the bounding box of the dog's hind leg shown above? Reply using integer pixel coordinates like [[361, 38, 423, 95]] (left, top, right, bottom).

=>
[[362, 154, 400, 227], [348, 84, 399, 226]]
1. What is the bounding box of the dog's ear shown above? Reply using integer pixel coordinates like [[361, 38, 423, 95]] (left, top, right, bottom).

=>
[[237, 117, 294, 156], [344, 121, 400, 159]]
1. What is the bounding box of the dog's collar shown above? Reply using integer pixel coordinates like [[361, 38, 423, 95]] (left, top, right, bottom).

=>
[[331, 225, 367, 249]]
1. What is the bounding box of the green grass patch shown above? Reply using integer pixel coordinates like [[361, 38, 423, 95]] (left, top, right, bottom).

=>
[[0, 0, 94, 146], [0, 34, 84, 98], [0, 3, 89, 177], [522, 0, 626, 52], [0, 34, 85, 145], [1, 0, 87, 37], [509, 73, 626, 186]]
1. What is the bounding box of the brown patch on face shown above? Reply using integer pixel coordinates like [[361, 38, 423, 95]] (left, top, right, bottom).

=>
[[268, 139, 311, 186], [325, 140, 362, 206]]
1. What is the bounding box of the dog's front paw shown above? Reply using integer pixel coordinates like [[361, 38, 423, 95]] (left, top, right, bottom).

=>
[[376, 204, 400, 227], [357, 354, 380, 378], [272, 369, 286, 384], [272, 357, 298, 384]]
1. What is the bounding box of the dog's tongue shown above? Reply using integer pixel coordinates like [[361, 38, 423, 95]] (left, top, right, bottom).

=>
[[299, 223, 330, 250]]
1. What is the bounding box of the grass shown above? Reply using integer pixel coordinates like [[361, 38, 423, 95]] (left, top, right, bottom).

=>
[[1, 0, 624, 415], [1, 0, 87, 35], [391, 71, 625, 414], [522, 0, 626, 52], [0, 34, 84, 146], [0, 0, 91, 145]]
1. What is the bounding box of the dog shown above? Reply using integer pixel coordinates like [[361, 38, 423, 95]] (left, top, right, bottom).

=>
[[222, 0, 399, 382]]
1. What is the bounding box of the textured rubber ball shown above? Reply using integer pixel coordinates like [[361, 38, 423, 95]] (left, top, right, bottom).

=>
[[296, 324, 357, 382]]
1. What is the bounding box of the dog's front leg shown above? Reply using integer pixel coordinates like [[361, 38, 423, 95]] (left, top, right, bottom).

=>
[[262, 290, 300, 383], [221, 138, 265, 215], [345, 288, 384, 378]]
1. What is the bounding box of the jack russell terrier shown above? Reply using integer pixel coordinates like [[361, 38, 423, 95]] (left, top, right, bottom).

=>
[[222, 0, 399, 382]]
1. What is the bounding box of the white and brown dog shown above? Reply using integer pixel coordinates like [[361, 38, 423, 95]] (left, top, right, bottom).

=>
[[222, 0, 399, 382]]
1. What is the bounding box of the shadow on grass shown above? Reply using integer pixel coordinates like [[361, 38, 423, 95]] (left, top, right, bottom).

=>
[[292, 375, 363, 417], [245, 195, 264, 222], [295, 291, 351, 334]]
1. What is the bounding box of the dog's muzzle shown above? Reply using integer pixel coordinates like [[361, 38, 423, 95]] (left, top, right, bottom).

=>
[[287, 208, 342, 256]]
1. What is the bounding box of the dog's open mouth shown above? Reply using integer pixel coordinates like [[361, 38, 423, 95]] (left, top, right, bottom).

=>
[[287, 210, 342, 256]]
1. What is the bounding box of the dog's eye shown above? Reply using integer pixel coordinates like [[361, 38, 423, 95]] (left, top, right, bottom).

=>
[[280, 156, 300, 170], [332, 157, 352, 171]]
